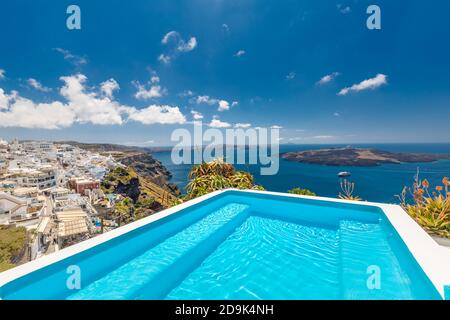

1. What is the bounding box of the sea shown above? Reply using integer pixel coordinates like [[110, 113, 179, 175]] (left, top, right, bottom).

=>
[[151, 144, 450, 204]]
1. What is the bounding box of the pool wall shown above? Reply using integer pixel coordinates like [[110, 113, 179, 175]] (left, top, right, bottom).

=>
[[1, 189, 449, 299]]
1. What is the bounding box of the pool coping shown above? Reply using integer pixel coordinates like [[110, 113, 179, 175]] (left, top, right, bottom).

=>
[[1, 188, 449, 299]]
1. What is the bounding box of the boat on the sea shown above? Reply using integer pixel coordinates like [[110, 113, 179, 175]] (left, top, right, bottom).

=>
[[338, 171, 351, 178]]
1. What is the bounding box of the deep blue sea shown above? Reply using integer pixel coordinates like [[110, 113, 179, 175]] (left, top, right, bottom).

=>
[[152, 144, 450, 204]]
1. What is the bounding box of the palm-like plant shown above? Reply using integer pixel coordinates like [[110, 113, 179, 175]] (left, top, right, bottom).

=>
[[229, 171, 254, 189], [185, 158, 259, 200], [188, 158, 235, 179]]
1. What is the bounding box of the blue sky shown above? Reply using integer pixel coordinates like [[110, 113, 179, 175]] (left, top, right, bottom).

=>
[[0, 0, 449, 146]]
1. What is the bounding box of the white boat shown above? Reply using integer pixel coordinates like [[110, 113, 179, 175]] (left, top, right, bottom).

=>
[[338, 171, 351, 178]]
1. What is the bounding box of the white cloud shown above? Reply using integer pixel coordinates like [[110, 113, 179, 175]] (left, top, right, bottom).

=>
[[333, 112, 340, 117], [208, 116, 231, 128], [27, 78, 51, 92], [0, 69, 5, 80], [191, 110, 203, 120], [158, 54, 171, 64], [133, 75, 166, 100], [196, 95, 216, 105], [337, 4, 351, 14], [151, 76, 160, 84], [271, 125, 283, 129], [127, 105, 186, 125], [222, 24, 230, 32], [179, 90, 193, 97], [161, 31, 179, 44], [0, 98, 75, 129], [317, 72, 340, 85], [286, 72, 296, 80], [218, 100, 230, 111], [177, 37, 197, 52], [312, 135, 335, 139], [60, 74, 124, 125], [234, 123, 251, 128], [134, 84, 165, 100], [54, 48, 87, 66], [160, 31, 197, 63], [196, 95, 236, 112], [234, 50, 246, 57], [0, 88, 10, 109], [0, 73, 188, 129], [338, 74, 387, 96], [100, 78, 119, 98]]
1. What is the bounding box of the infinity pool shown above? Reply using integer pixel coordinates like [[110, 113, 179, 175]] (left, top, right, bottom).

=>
[[0, 190, 447, 299]]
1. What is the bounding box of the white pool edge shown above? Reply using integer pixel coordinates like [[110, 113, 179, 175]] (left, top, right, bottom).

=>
[[1, 188, 449, 299]]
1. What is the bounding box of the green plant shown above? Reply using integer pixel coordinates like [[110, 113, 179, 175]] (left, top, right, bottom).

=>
[[399, 173, 450, 238], [288, 187, 316, 196], [185, 158, 262, 200], [0, 225, 27, 272]]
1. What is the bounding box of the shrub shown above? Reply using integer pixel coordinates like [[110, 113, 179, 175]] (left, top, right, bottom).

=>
[[399, 174, 450, 238], [185, 158, 263, 200], [0, 226, 27, 272], [288, 187, 316, 196]]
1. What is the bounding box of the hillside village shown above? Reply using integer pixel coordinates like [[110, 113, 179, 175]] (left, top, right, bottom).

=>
[[0, 139, 177, 271]]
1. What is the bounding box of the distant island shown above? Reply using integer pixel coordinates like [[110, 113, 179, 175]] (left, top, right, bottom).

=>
[[281, 147, 450, 167]]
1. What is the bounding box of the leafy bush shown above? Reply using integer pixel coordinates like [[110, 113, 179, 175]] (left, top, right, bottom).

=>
[[399, 174, 450, 238], [185, 158, 264, 200], [0, 225, 27, 272], [288, 187, 316, 196]]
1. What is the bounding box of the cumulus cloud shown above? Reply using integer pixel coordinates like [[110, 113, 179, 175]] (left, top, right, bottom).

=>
[[59, 74, 124, 125], [100, 79, 119, 98], [0, 69, 5, 80], [177, 37, 197, 52], [0, 89, 10, 109], [234, 50, 246, 57], [133, 75, 166, 100], [195, 95, 237, 112], [27, 78, 51, 92], [0, 74, 186, 129], [317, 72, 340, 85], [208, 116, 231, 128], [54, 48, 87, 66], [338, 74, 387, 96], [218, 100, 230, 111], [127, 105, 186, 125], [0, 98, 75, 129], [159, 31, 197, 63], [191, 110, 203, 120], [234, 123, 251, 128]]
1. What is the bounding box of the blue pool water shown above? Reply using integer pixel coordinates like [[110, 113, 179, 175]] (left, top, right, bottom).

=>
[[0, 191, 442, 300]]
